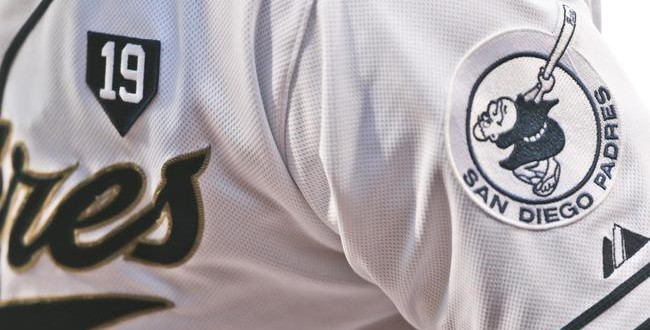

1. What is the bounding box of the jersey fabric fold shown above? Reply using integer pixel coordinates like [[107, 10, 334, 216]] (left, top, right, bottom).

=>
[[0, 1, 646, 329]]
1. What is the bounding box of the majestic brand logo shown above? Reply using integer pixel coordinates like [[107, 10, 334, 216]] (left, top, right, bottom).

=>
[[602, 224, 649, 278], [0, 119, 209, 327], [446, 5, 620, 229], [564, 224, 649, 329]]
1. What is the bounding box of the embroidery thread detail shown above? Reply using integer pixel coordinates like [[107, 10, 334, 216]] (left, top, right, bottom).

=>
[[446, 5, 621, 229]]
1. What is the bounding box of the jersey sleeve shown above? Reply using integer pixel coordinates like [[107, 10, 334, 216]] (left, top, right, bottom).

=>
[[286, 1, 650, 329], [585, 0, 601, 30], [285, 0, 502, 326]]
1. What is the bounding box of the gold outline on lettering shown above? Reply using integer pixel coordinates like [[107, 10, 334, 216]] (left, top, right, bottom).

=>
[[6, 142, 78, 271], [123, 146, 210, 268], [78, 184, 122, 222], [8, 145, 210, 273], [8, 159, 144, 273], [70, 163, 147, 248], [137, 203, 173, 245]]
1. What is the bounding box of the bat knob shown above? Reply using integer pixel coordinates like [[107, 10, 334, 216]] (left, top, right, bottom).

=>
[[564, 5, 577, 26], [537, 67, 555, 94]]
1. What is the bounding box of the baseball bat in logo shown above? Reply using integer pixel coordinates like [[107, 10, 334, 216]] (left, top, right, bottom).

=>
[[447, 5, 621, 229], [543, 6, 576, 82]]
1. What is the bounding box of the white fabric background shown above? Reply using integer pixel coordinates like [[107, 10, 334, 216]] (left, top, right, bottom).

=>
[[602, 1, 650, 109], [0, 1, 646, 329]]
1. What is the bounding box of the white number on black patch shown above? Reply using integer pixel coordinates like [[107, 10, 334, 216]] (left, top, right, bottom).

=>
[[86, 31, 160, 136]]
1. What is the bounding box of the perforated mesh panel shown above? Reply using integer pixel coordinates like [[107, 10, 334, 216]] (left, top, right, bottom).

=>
[[0, 1, 645, 329]]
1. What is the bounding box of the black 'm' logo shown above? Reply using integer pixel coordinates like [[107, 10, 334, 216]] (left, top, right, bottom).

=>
[[602, 224, 649, 278]]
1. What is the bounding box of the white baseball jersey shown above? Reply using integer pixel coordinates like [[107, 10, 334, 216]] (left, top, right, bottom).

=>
[[0, 0, 647, 329]]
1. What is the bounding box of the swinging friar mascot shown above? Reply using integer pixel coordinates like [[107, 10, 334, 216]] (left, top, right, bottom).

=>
[[473, 68, 566, 197]]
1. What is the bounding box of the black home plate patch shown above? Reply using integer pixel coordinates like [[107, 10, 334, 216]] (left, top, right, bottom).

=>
[[86, 31, 161, 136], [446, 6, 620, 229]]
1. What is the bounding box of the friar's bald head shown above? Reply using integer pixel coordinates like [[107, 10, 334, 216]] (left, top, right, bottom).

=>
[[473, 97, 517, 142]]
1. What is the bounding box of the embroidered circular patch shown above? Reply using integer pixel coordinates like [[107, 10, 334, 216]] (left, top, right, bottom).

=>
[[446, 7, 620, 230]]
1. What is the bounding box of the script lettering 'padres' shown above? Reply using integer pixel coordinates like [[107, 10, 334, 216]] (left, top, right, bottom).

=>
[[0, 120, 210, 271]]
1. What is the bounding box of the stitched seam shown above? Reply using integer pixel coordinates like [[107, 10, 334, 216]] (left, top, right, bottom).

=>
[[279, 0, 318, 164], [0, 0, 54, 114]]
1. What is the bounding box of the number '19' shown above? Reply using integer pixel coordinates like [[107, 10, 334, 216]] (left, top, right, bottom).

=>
[[99, 41, 145, 104]]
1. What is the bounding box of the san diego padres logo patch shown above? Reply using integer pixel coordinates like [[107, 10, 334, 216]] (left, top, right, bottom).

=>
[[446, 5, 621, 229]]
